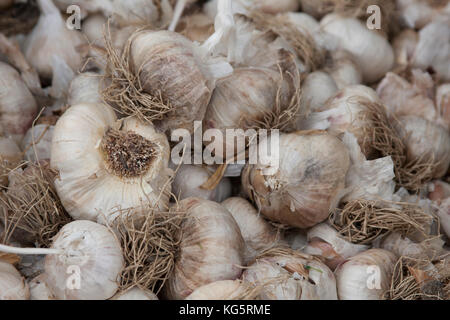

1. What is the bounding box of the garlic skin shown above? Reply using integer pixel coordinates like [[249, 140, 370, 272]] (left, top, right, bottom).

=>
[[177, 13, 214, 43], [185, 280, 252, 300], [436, 83, 450, 128], [29, 274, 56, 300], [111, 287, 158, 300], [428, 180, 450, 204], [304, 223, 369, 270], [320, 14, 394, 83], [24, 0, 86, 80], [326, 50, 362, 89], [392, 29, 418, 67], [50, 103, 172, 223], [335, 249, 397, 300], [0, 261, 30, 300], [396, 0, 450, 29], [204, 0, 300, 17], [242, 131, 350, 229], [0, 136, 22, 187], [242, 251, 337, 300], [300, 71, 338, 112], [221, 197, 283, 262], [21, 124, 54, 162], [0, 62, 38, 143], [82, 14, 108, 47], [164, 198, 245, 300], [67, 72, 103, 106], [44, 220, 124, 300], [395, 115, 450, 179], [172, 165, 231, 202]]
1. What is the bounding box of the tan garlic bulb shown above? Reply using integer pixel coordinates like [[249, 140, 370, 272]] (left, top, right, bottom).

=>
[[395, 115, 450, 179], [51, 102, 172, 223], [221, 197, 283, 262], [436, 83, 450, 128], [29, 274, 56, 300], [22, 124, 54, 162], [44, 220, 124, 300], [242, 131, 350, 229], [111, 287, 158, 300], [172, 165, 231, 202], [335, 249, 397, 300], [164, 198, 245, 300], [320, 14, 394, 83], [0, 136, 22, 187], [0, 62, 38, 143], [300, 71, 338, 112], [304, 223, 369, 270], [176, 12, 214, 43], [326, 50, 362, 89], [24, 0, 86, 80], [242, 249, 337, 300], [67, 72, 103, 106], [185, 280, 254, 300], [0, 260, 30, 300], [392, 29, 418, 66]]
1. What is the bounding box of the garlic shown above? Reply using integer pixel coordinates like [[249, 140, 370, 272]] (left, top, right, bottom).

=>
[[242, 131, 350, 229], [300, 71, 338, 112], [0, 260, 30, 300], [395, 115, 450, 179], [110, 287, 158, 300], [325, 50, 362, 89], [428, 180, 450, 204], [82, 13, 109, 47], [221, 197, 283, 262], [176, 12, 214, 43], [304, 223, 369, 270], [335, 248, 397, 300], [242, 248, 337, 300], [381, 233, 443, 261], [0, 136, 22, 187], [392, 29, 418, 67], [396, 0, 450, 29], [24, 0, 86, 80], [21, 124, 54, 162], [320, 14, 394, 83], [437, 198, 450, 238], [164, 198, 245, 300], [50, 102, 173, 223], [185, 280, 255, 300], [172, 164, 231, 202], [0, 61, 38, 143], [29, 274, 56, 300], [284, 229, 308, 251], [204, 0, 300, 18], [436, 83, 450, 128], [67, 72, 104, 106]]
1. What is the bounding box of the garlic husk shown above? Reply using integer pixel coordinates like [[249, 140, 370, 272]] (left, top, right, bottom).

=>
[[395, 115, 450, 179], [0, 136, 22, 187], [284, 229, 308, 251], [392, 29, 418, 67], [21, 124, 54, 162], [242, 248, 337, 300], [0, 61, 38, 143], [437, 198, 450, 238], [320, 14, 394, 83], [304, 223, 369, 270], [176, 12, 214, 43], [335, 248, 397, 300], [0, 260, 30, 300], [300, 71, 338, 112], [242, 131, 350, 229], [396, 0, 450, 29], [221, 197, 284, 262], [29, 274, 56, 300], [44, 220, 124, 300], [50, 102, 173, 223], [185, 280, 255, 300], [381, 233, 444, 261], [204, 0, 299, 18], [110, 287, 158, 300], [325, 50, 362, 89], [24, 0, 86, 80], [436, 83, 450, 128], [82, 13, 109, 47], [172, 164, 231, 202], [164, 198, 245, 300], [428, 180, 450, 204], [67, 72, 104, 106]]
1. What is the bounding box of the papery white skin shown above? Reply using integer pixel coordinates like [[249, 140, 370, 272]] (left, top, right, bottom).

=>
[[436, 83, 450, 128], [0, 261, 30, 300], [204, 0, 299, 19], [51, 103, 172, 223], [67, 72, 103, 106], [185, 280, 252, 300], [29, 274, 56, 300], [396, 0, 450, 29], [320, 14, 394, 83], [22, 124, 54, 162], [392, 29, 418, 66], [82, 14, 109, 47], [110, 287, 158, 300], [335, 249, 397, 300], [164, 198, 245, 300], [44, 220, 124, 300], [300, 71, 338, 113], [326, 50, 362, 89]]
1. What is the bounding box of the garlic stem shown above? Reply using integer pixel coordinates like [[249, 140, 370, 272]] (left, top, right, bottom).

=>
[[0, 244, 62, 255]]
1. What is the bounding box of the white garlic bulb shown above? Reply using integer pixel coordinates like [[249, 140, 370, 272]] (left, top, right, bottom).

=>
[[320, 14, 394, 83], [326, 50, 363, 89], [0, 61, 38, 143], [392, 29, 418, 66], [396, 0, 450, 29], [300, 71, 338, 112], [67, 72, 104, 106], [0, 260, 30, 300], [21, 124, 54, 162], [436, 83, 450, 128], [29, 274, 56, 300], [110, 287, 158, 300], [335, 249, 397, 300], [172, 165, 231, 202], [304, 223, 369, 270], [51, 102, 173, 223], [82, 13, 109, 47], [221, 197, 283, 262], [185, 280, 254, 300], [164, 198, 245, 300], [242, 131, 350, 229], [44, 220, 124, 300]]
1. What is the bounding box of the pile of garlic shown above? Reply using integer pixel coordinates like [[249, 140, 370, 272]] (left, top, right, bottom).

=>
[[0, 0, 449, 301]]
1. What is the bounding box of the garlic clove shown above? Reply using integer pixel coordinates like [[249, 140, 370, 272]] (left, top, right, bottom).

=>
[[110, 287, 158, 300], [0, 260, 30, 300]]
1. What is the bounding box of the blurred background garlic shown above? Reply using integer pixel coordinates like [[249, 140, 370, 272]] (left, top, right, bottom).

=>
[[392, 29, 418, 67], [428, 180, 450, 204], [0, 135, 22, 187], [176, 12, 214, 43], [436, 83, 450, 128], [300, 71, 337, 112], [185, 279, 255, 300], [67, 72, 104, 106], [21, 124, 54, 162], [242, 131, 349, 229], [204, 0, 300, 18], [28, 274, 56, 300], [0, 260, 30, 300], [324, 50, 362, 89], [164, 198, 245, 300], [110, 287, 158, 300], [50, 103, 173, 223], [335, 249, 397, 300], [396, 0, 450, 29], [81, 13, 109, 47]]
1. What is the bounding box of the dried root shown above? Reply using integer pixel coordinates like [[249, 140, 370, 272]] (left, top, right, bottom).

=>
[[0, 0, 39, 37], [330, 199, 434, 245]]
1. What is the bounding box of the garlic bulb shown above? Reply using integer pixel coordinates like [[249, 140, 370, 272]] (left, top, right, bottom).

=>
[[0, 260, 30, 300], [172, 165, 231, 202], [392, 29, 418, 67], [381, 233, 443, 260], [436, 83, 450, 128], [325, 50, 362, 89], [185, 280, 255, 300], [221, 197, 283, 262], [335, 249, 397, 300], [395, 115, 450, 179], [320, 14, 394, 83], [300, 71, 338, 112], [21, 124, 54, 162], [50, 102, 173, 223], [67, 72, 104, 106], [44, 220, 124, 300], [242, 249, 337, 300], [0, 61, 38, 143], [204, 0, 300, 18], [0, 136, 22, 187], [396, 0, 450, 29], [438, 198, 450, 238], [24, 0, 86, 80], [428, 180, 450, 204], [304, 223, 369, 270], [82, 14, 108, 47], [29, 274, 56, 300], [242, 131, 350, 229], [164, 198, 245, 300], [111, 287, 158, 300]]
